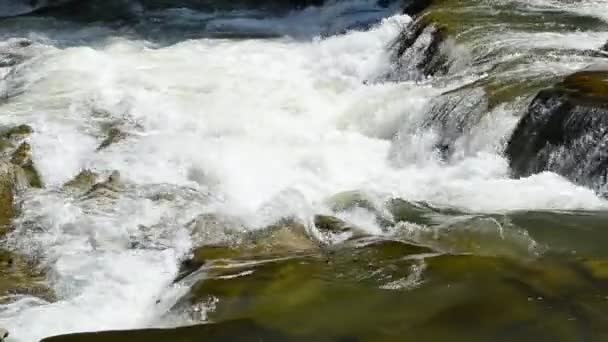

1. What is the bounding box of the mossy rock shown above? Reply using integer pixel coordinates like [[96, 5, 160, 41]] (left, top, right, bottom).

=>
[[96, 127, 128, 151], [176, 218, 320, 282], [558, 70, 608, 102], [10, 142, 43, 189], [0, 163, 16, 237], [313, 215, 368, 239], [41, 319, 324, 342], [82, 171, 123, 199], [0, 249, 54, 303], [168, 240, 607, 342], [506, 210, 608, 258], [63, 169, 99, 192], [398, 215, 539, 258], [325, 190, 377, 213]]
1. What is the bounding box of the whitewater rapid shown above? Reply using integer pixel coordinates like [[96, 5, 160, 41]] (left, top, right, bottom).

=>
[[0, 0, 607, 341]]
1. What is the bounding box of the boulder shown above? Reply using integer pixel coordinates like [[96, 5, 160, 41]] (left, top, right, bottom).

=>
[[166, 239, 606, 341], [388, 17, 450, 80], [505, 69, 608, 195], [96, 127, 128, 151], [11, 142, 44, 188], [82, 171, 124, 199], [0, 163, 17, 237], [0, 248, 54, 303], [0, 328, 7, 342], [63, 169, 99, 193], [175, 218, 319, 282]]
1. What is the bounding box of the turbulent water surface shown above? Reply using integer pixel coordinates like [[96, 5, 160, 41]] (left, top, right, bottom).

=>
[[0, 0, 607, 341]]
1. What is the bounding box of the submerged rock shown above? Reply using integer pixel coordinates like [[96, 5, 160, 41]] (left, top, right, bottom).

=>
[[82, 171, 124, 198], [389, 17, 451, 80], [63, 169, 99, 193], [166, 237, 608, 341], [11, 142, 44, 189], [176, 218, 319, 282], [0, 163, 17, 237], [421, 86, 488, 158], [41, 319, 316, 342], [505, 69, 608, 195], [0, 249, 54, 303], [96, 127, 128, 151]]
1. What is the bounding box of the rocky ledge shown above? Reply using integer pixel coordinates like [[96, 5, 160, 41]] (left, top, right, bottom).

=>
[[506, 66, 608, 195]]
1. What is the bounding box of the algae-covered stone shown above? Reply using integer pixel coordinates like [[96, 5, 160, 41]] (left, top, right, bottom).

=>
[[82, 171, 124, 199], [168, 238, 607, 342], [10, 142, 43, 188], [177, 218, 320, 282], [0, 163, 16, 237], [96, 127, 128, 151], [63, 169, 99, 192], [326, 190, 377, 213], [314, 215, 356, 234], [0, 249, 54, 303], [0, 124, 33, 140]]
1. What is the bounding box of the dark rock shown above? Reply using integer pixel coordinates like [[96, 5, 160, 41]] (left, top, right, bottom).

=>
[[422, 86, 488, 158], [602, 42, 608, 53], [32, 0, 144, 21], [389, 17, 450, 80], [402, 0, 433, 17], [505, 69, 608, 195], [41, 319, 312, 342]]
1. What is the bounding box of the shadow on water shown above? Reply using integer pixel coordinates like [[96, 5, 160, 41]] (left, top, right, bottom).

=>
[[0, 0, 407, 48]]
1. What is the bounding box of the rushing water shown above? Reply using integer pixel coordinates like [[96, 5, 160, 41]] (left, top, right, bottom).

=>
[[0, 0, 607, 341]]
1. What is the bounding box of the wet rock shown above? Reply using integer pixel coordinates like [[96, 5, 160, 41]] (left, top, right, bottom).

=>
[[96, 127, 128, 151], [0, 124, 33, 154], [326, 190, 377, 213], [505, 69, 608, 195], [41, 319, 317, 342], [324, 191, 392, 228], [0, 163, 17, 237], [389, 17, 450, 80], [82, 171, 123, 199], [168, 238, 607, 341], [0, 328, 7, 342], [402, 0, 433, 17], [387, 198, 434, 225], [601, 41, 608, 53], [1, 124, 33, 140], [314, 215, 351, 233], [63, 169, 99, 192], [186, 213, 246, 246], [0, 249, 54, 303], [176, 218, 319, 282], [33, 0, 144, 22], [423, 86, 488, 158], [11, 142, 43, 189], [313, 215, 368, 240]]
